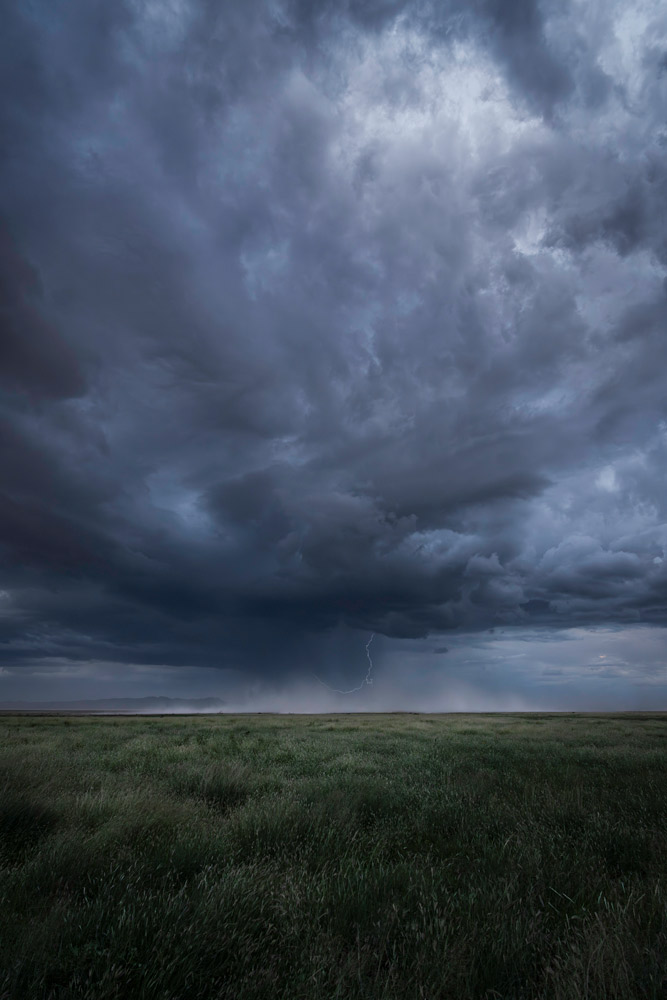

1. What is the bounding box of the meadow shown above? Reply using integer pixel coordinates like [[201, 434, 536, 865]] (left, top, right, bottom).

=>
[[0, 712, 665, 999]]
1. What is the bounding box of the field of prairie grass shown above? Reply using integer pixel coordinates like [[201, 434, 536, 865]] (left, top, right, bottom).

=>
[[0, 712, 665, 999]]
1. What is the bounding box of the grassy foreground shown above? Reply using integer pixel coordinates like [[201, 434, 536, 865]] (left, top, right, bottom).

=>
[[0, 713, 665, 1000]]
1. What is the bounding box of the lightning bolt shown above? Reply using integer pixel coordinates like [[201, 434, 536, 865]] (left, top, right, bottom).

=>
[[313, 633, 375, 694]]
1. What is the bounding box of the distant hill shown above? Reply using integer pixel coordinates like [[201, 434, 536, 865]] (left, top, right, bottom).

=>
[[0, 696, 226, 713]]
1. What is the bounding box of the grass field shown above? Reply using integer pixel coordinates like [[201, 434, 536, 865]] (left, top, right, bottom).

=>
[[0, 713, 665, 999]]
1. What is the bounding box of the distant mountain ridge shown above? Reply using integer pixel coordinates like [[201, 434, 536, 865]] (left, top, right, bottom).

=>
[[0, 696, 226, 713]]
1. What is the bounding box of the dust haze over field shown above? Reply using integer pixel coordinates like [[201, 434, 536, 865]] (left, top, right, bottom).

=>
[[1, 0, 667, 705]]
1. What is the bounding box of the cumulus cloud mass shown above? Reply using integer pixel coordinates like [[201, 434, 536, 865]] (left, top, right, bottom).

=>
[[1, 0, 666, 707]]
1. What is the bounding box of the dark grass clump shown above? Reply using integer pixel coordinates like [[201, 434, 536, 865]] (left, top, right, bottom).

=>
[[0, 790, 59, 862], [0, 712, 665, 999]]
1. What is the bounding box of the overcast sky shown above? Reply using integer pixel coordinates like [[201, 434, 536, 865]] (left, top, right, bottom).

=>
[[1, 0, 666, 709]]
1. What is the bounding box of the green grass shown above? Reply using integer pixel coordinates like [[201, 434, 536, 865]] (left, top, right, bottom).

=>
[[0, 713, 665, 999]]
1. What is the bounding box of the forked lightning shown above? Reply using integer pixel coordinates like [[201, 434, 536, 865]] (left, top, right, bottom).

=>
[[313, 633, 375, 694]]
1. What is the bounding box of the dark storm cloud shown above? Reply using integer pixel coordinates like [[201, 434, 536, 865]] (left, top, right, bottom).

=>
[[1, 0, 666, 687], [0, 226, 86, 399]]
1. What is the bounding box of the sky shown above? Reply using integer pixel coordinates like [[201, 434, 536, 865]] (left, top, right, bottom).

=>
[[1, 0, 666, 710]]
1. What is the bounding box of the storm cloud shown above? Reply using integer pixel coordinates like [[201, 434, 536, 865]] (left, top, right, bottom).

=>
[[1, 0, 666, 700]]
